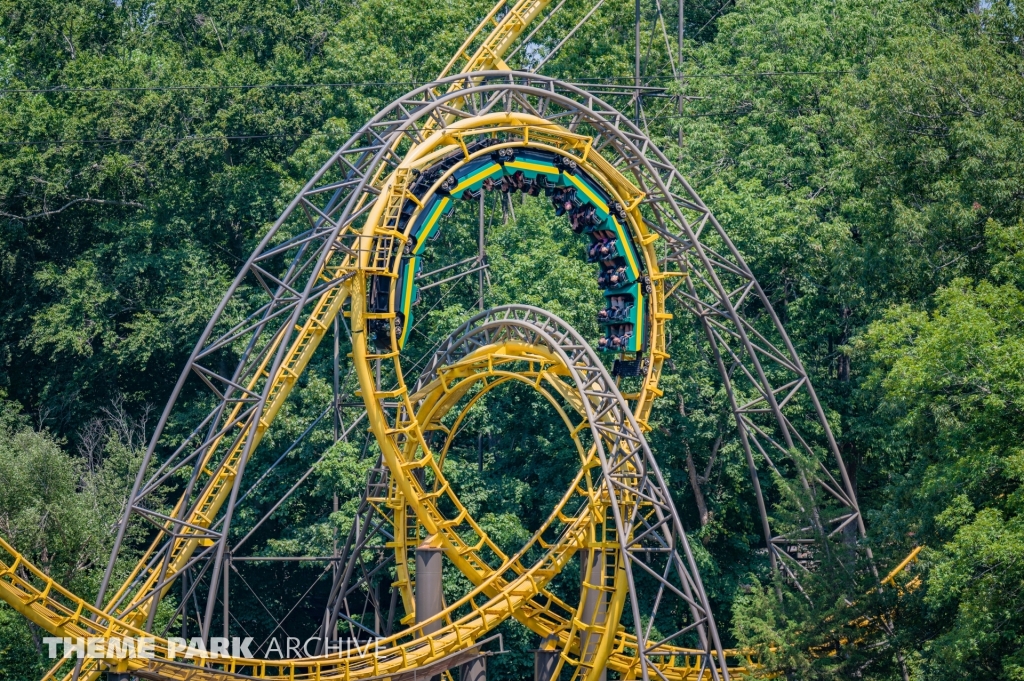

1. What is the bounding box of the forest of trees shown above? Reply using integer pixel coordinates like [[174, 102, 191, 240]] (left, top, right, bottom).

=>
[[0, 0, 1022, 679]]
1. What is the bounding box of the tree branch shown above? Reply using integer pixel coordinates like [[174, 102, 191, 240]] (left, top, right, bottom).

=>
[[702, 434, 723, 482], [669, 394, 711, 528], [0, 198, 145, 221]]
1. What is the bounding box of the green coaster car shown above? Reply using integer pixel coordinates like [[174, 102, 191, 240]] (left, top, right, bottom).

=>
[[371, 142, 648, 357]]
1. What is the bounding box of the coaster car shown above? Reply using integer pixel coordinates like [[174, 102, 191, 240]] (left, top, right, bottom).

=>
[[372, 144, 648, 357], [596, 282, 645, 353]]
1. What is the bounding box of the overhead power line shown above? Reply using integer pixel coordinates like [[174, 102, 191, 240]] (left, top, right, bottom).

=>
[[0, 132, 332, 147], [0, 106, 823, 148], [0, 81, 429, 95], [579, 70, 854, 80], [0, 71, 855, 95]]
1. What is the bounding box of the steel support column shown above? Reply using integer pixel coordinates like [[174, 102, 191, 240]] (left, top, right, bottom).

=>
[[534, 636, 559, 681], [415, 544, 444, 635], [460, 656, 486, 681], [580, 550, 609, 681]]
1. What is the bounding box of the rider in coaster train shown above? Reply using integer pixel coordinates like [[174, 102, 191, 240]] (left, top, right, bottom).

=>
[[612, 324, 633, 349], [597, 324, 632, 352], [588, 236, 617, 262], [390, 142, 647, 355], [551, 187, 580, 217], [602, 295, 632, 321], [572, 204, 600, 234], [598, 265, 629, 290]]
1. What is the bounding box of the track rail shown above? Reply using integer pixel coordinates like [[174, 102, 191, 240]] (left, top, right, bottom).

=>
[[2, 69, 870, 681], [0, 305, 758, 680]]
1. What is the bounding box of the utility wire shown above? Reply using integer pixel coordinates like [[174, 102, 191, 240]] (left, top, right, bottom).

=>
[[0, 81, 429, 94], [0, 131, 333, 147], [573, 70, 854, 81], [0, 70, 855, 95], [0, 107, 821, 148]]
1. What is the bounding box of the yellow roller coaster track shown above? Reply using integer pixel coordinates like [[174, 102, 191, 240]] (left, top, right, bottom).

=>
[[0, 327, 754, 678], [1, 331, 758, 679], [26, 5, 635, 673], [0, 2, 922, 680], [19, 111, 706, 681]]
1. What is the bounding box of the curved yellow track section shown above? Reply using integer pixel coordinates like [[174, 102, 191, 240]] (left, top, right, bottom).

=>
[[0, 334, 758, 679], [0, 5, 736, 677], [2, 102, 718, 679]]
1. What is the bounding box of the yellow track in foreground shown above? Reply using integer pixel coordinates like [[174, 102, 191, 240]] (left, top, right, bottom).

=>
[[7, 64, 735, 672], [5, 0, 700, 663], [0, 0, 920, 677], [26, 109, 681, 681], [0, 339, 759, 680], [7, 108, 728, 678]]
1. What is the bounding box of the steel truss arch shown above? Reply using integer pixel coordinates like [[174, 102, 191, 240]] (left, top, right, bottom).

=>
[[0, 307, 750, 681], [396, 305, 733, 678], [0, 71, 869, 681]]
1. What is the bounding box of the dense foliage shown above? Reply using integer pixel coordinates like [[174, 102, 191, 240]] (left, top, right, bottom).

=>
[[1, 0, 1022, 679]]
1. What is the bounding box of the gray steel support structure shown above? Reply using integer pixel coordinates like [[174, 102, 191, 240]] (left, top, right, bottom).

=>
[[76, 72, 870, 681]]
